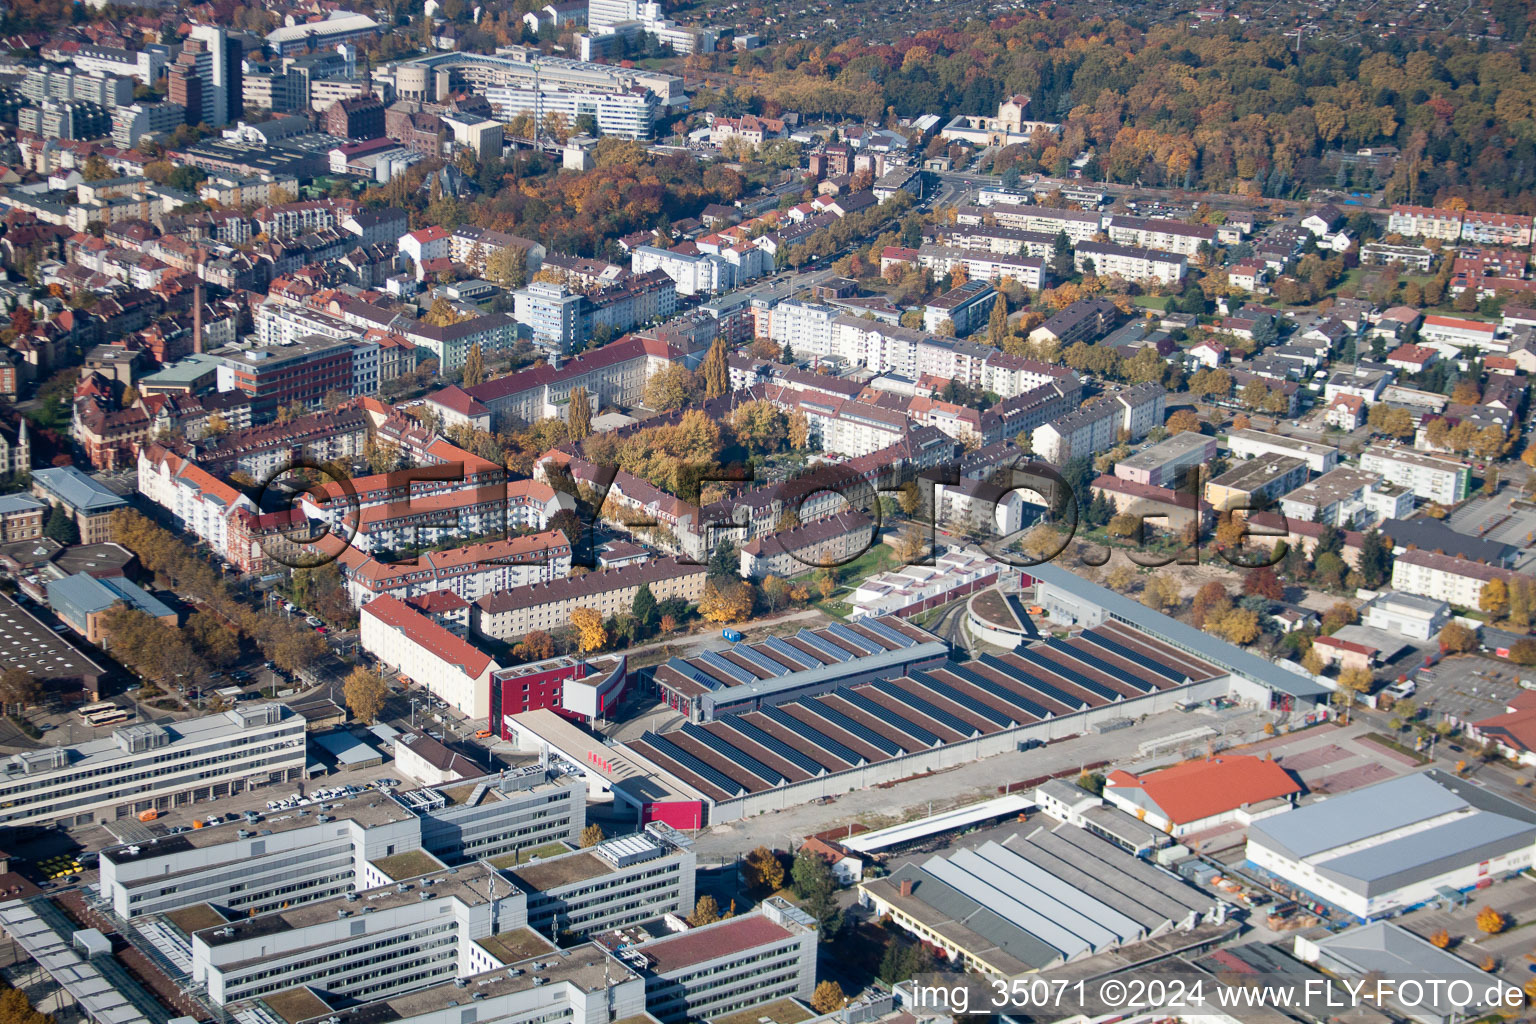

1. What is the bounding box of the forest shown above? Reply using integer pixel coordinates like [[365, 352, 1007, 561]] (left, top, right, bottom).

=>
[[715, 10, 1536, 207]]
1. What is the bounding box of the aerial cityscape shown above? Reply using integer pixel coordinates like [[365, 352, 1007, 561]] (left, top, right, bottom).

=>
[[0, 0, 1528, 1022]]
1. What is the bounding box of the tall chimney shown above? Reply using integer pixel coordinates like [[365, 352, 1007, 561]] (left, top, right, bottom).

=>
[[193, 248, 206, 355]]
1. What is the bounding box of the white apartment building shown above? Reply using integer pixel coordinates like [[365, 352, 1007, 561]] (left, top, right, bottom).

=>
[[337, 532, 573, 607], [515, 280, 586, 353], [0, 705, 304, 829], [917, 245, 1046, 290], [136, 444, 257, 571], [1386, 204, 1465, 242], [361, 594, 503, 718], [483, 82, 658, 139], [99, 769, 586, 919], [254, 301, 358, 346], [1105, 216, 1217, 256], [1277, 467, 1412, 528], [1391, 549, 1521, 608], [1073, 241, 1186, 285], [1359, 446, 1472, 504], [1226, 428, 1340, 475], [630, 245, 725, 296], [1031, 383, 1166, 465], [957, 204, 1100, 243], [761, 299, 838, 359], [630, 898, 818, 1023], [72, 45, 167, 86], [505, 826, 695, 937]]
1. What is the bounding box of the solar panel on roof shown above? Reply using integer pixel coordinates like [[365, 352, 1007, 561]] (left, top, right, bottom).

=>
[[795, 631, 852, 663], [795, 697, 904, 756], [761, 635, 816, 669], [678, 723, 783, 786], [664, 656, 723, 692], [835, 687, 941, 746], [825, 623, 879, 656], [696, 650, 755, 686], [759, 705, 865, 767], [979, 653, 1089, 711], [1014, 645, 1121, 703], [731, 645, 791, 678], [1080, 630, 1187, 684], [641, 731, 745, 797], [1004, 594, 1042, 638], [716, 716, 826, 777], [859, 618, 916, 649], [941, 663, 1053, 720], [869, 680, 980, 738], [908, 670, 1016, 728], [1043, 637, 1156, 694]]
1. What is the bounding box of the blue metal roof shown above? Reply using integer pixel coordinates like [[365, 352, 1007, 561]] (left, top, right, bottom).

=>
[[1027, 562, 1328, 699], [31, 467, 128, 514]]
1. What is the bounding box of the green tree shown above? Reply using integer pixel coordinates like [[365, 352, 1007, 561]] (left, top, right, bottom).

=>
[[631, 583, 657, 632], [1050, 230, 1074, 278], [1357, 528, 1393, 589], [43, 504, 78, 545]]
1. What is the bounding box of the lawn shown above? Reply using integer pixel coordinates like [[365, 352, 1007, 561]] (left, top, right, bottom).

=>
[[488, 841, 573, 869], [165, 903, 227, 936], [1131, 294, 1171, 311], [475, 927, 556, 965], [832, 541, 897, 586], [712, 999, 814, 1024], [373, 849, 444, 881]]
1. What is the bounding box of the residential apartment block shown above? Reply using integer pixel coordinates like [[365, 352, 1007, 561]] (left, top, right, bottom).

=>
[[1358, 445, 1472, 504], [1030, 383, 1165, 465], [473, 560, 707, 641], [1390, 549, 1522, 608]]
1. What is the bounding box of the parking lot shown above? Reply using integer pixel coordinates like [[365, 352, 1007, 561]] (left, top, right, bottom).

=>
[[1392, 877, 1536, 993], [1412, 655, 1532, 729], [1448, 491, 1536, 570]]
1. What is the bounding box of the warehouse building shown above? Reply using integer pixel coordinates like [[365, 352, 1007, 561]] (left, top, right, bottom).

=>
[[859, 827, 1219, 976], [650, 617, 947, 723], [1102, 755, 1301, 837], [99, 767, 586, 919], [1245, 770, 1536, 920], [622, 617, 1227, 822]]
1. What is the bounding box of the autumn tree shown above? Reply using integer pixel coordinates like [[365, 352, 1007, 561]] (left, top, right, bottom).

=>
[[1242, 566, 1284, 601], [1338, 665, 1375, 693], [579, 823, 605, 848], [1141, 575, 1181, 612], [1439, 621, 1477, 654], [570, 606, 607, 652], [1166, 409, 1202, 434], [567, 386, 592, 442], [1430, 928, 1451, 948], [1476, 906, 1505, 934], [342, 667, 388, 724], [811, 981, 846, 1014], [699, 579, 753, 622], [701, 337, 729, 398], [644, 364, 697, 412], [0, 669, 37, 714], [687, 894, 721, 926], [461, 343, 485, 388], [1210, 607, 1261, 645], [1190, 581, 1231, 628], [742, 845, 784, 892], [1480, 577, 1509, 618]]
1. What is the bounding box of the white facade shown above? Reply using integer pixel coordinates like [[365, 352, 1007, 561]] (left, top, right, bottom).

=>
[[1362, 593, 1451, 641], [1226, 428, 1339, 475], [1074, 242, 1186, 285], [1390, 551, 1515, 609], [630, 245, 725, 296], [1359, 447, 1471, 504], [0, 705, 304, 828], [361, 595, 502, 717]]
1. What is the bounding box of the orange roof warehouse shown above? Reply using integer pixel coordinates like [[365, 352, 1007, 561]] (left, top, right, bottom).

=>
[[1103, 755, 1302, 837]]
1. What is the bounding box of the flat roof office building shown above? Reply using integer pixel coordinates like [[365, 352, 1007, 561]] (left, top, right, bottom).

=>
[[0, 704, 305, 829], [100, 769, 586, 919]]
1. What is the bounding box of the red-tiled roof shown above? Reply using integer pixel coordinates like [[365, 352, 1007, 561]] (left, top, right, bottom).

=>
[[1104, 755, 1300, 826], [362, 593, 495, 678]]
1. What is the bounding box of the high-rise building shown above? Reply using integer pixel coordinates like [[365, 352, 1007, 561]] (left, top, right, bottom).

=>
[[170, 27, 242, 127]]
